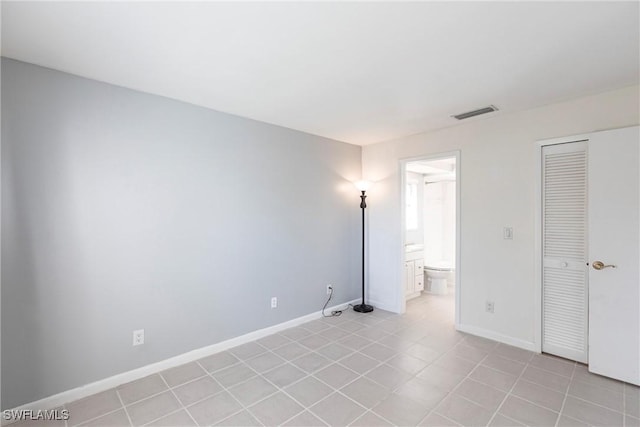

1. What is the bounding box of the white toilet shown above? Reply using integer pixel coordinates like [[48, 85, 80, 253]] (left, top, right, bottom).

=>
[[424, 261, 455, 295]]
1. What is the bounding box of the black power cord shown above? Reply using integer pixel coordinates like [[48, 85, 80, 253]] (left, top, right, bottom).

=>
[[322, 286, 343, 317]]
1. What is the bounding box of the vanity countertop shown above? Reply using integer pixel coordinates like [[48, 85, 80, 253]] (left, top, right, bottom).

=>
[[405, 243, 425, 253]]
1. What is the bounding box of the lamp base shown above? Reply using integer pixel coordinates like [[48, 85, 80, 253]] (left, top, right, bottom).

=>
[[353, 304, 374, 313]]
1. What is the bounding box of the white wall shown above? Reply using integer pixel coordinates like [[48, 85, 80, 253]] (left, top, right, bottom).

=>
[[363, 85, 640, 349], [404, 171, 424, 245], [424, 180, 455, 267]]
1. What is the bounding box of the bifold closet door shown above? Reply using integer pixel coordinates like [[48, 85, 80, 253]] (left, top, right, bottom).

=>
[[542, 141, 588, 363]]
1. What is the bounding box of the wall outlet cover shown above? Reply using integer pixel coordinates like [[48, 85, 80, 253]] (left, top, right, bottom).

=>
[[503, 227, 514, 239], [485, 301, 495, 313], [133, 329, 144, 346]]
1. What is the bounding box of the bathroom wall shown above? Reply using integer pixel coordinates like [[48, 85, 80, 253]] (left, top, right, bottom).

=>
[[423, 179, 455, 267], [404, 171, 424, 245], [362, 85, 640, 348], [1, 58, 362, 409]]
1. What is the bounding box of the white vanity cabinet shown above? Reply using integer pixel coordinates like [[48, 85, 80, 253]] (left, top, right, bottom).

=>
[[405, 249, 425, 299]]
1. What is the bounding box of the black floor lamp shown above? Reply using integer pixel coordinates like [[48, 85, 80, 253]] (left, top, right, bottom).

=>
[[353, 180, 374, 313]]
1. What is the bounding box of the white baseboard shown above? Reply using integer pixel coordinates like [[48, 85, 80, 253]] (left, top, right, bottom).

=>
[[2, 299, 359, 424], [367, 298, 398, 313], [457, 323, 538, 352]]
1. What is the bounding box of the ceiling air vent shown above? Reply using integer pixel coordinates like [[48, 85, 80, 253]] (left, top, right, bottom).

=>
[[453, 105, 498, 120]]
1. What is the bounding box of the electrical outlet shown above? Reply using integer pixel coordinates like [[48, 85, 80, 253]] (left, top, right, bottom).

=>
[[327, 284, 333, 295], [271, 297, 277, 308], [485, 301, 495, 313], [133, 329, 144, 346], [503, 227, 513, 240]]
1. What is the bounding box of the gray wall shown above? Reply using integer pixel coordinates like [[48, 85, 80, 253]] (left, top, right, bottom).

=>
[[1, 58, 362, 409]]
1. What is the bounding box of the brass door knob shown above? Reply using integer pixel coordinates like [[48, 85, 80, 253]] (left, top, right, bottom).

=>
[[592, 261, 616, 270]]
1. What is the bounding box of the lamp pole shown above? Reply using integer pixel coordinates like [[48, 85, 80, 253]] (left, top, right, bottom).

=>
[[354, 188, 374, 313]]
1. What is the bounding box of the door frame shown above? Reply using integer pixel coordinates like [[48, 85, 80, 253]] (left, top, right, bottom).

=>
[[534, 134, 590, 354], [398, 150, 461, 328]]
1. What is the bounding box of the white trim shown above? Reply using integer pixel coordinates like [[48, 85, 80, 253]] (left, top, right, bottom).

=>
[[367, 298, 396, 313], [454, 151, 461, 329], [399, 151, 461, 328], [457, 323, 538, 353], [399, 160, 408, 314], [2, 299, 358, 424], [533, 141, 543, 353]]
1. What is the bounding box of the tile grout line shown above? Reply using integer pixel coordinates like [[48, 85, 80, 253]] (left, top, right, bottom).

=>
[[70, 365, 239, 426], [406, 335, 497, 424], [392, 349, 624, 427], [291, 371, 395, 426], [276, 317, 410, 426], [197, 359, 266, 427], [244, 357, 326, 426], [71, 348, 283, 427], [516, 374, 568, 396], [55, 300, 634, 427], [157, 371, 199, 427], [426, 346, 497, 425], [482, 359, 615, 413], [485, 353, 546, 426], [568, 395, 628, 416], [9, 308, 395, 426], [352, 327, 488, 424], [116, 360, 258, 426], [623, 381, 626, 427], [116, 373, 212, 415], [392, 306, 490, 423], [115, 389, 134, 427], [554, 358, 577, 427], [254, 347, 366, 426], [214, 342, 380, 427], [141, 408, 185, 427], [68, 405, 127, 427]]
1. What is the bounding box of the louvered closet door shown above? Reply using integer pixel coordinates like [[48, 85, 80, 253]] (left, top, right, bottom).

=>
[[542, 141, 588, 363]]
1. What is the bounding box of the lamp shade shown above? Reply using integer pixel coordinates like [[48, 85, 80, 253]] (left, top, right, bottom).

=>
[[354, 180, 372, 192]]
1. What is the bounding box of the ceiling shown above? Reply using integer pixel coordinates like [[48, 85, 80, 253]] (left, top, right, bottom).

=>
[[2, 2, 638, 146]]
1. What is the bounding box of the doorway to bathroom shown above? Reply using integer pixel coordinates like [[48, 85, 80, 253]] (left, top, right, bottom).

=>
[[401, 152, 460, 326]]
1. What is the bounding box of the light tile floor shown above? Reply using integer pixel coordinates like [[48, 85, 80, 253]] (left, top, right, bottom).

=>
[[14, 293, 640, 426]]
